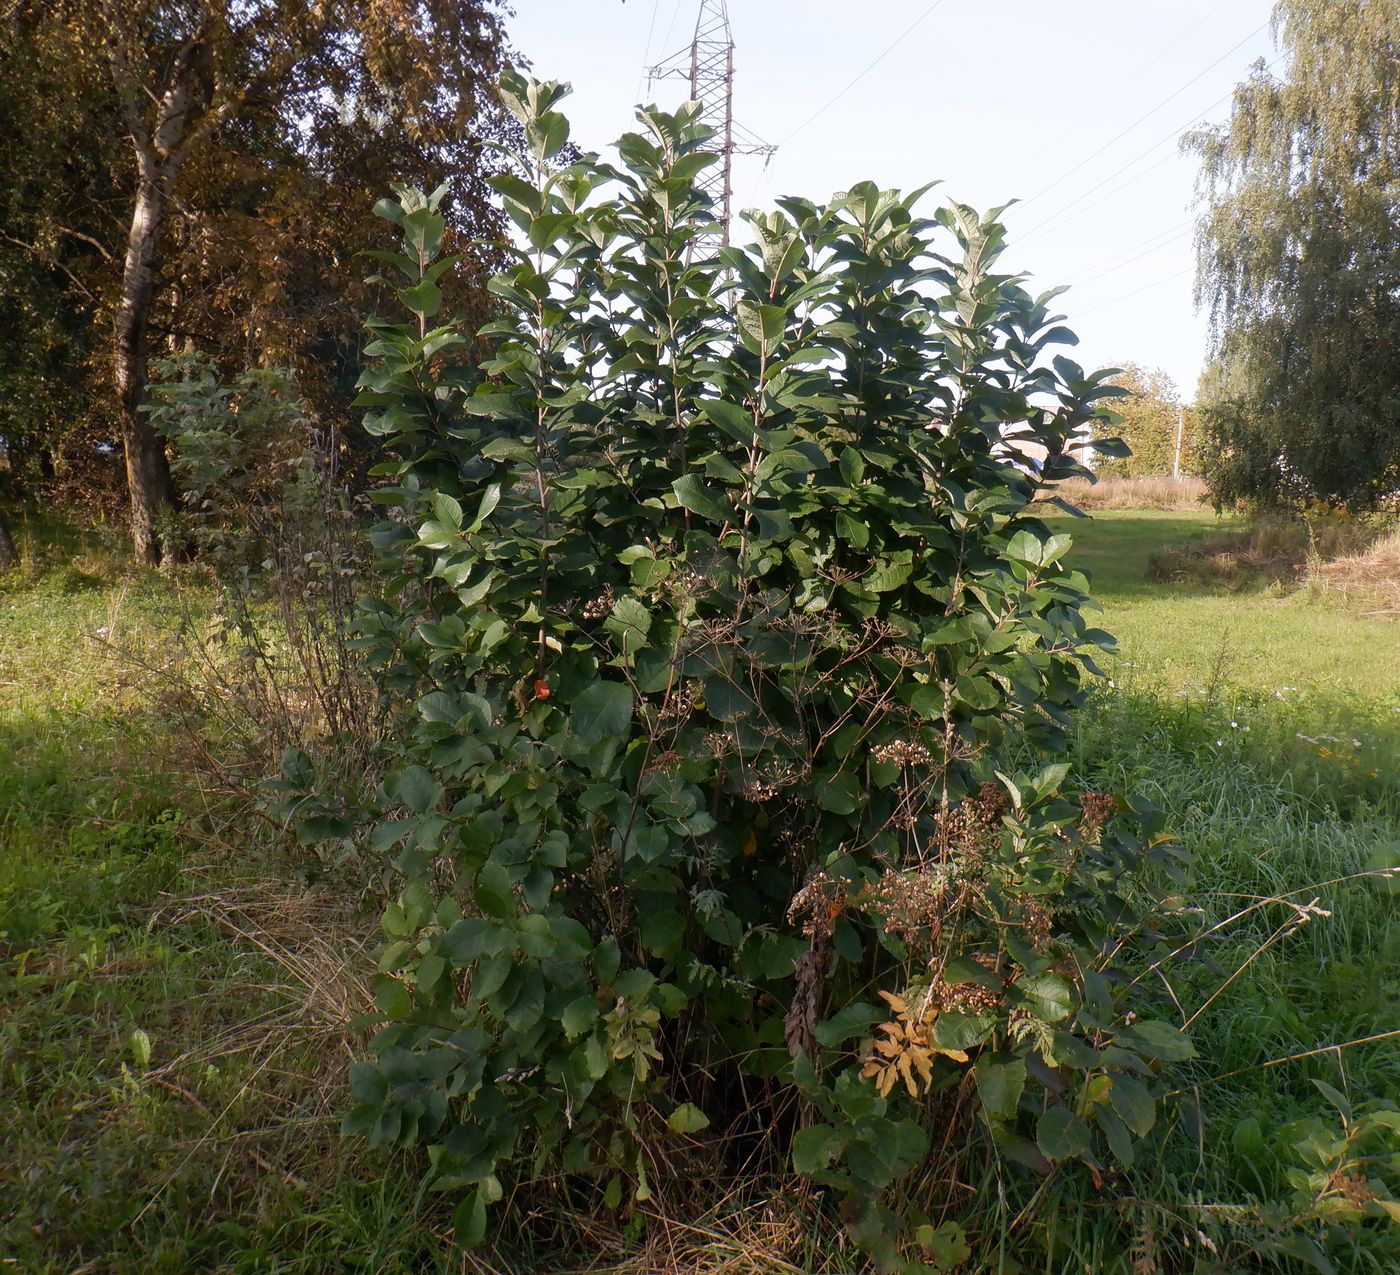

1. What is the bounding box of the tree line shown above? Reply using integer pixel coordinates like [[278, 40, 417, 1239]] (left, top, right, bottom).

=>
[[0, 0, 518, 563], [0, 0, 1395, 570]]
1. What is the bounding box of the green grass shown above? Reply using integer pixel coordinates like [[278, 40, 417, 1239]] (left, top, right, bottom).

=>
[[1044, 510, 1400, 1271], [1050, 508, 1400, 697], [3, 511, 1398, 1272], [0, 523, 461, 1273]]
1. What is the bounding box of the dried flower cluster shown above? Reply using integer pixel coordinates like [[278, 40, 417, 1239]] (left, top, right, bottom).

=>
[[861, 989, 970, 1098], [580, 587, 615, 621], [858, 868, 952, 944], [1079, 791, 1117, 833], [659, 685, 697, 721], [788, 870, 845, 941], [642, 750, 683, 776], [970, 780, 1011, 824], [1330, 1170, 1377, 1207], [1021, 899, 1054, 953], [933, 977, 1002, 1016], [931, 781, 1008, 861], [872, 738, 934, 767]]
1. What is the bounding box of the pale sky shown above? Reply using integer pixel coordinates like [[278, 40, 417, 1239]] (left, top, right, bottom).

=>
[[504, 1, 1279, 403]]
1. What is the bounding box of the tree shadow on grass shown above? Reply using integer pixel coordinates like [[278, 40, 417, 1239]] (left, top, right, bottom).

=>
[[1045, 511, 1262, 601]]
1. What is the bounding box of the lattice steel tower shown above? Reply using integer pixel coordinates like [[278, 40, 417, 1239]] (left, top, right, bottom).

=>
[[648, 0, 775, 246]]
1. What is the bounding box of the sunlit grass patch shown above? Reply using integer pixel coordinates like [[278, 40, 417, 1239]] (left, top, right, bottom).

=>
[[1047, 509, 1400, 697]]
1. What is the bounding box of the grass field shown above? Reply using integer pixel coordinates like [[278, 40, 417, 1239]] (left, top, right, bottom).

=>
[[0, 529, 451, 1273], [1050, 508, 1400, 696], [1054, 508, 1400, 1272], [2, 511, 1398, 1272]]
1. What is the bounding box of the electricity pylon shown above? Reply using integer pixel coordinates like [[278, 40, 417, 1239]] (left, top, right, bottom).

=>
[[648, 0, 775, 247]]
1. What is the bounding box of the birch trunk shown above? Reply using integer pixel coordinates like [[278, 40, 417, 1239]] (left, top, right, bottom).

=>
[[114, 160, 180, 564], [107, 23, 208, 565]]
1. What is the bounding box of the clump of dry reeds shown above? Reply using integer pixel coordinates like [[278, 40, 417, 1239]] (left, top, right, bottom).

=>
[[1147, 513, 1396, 605], [1041, 474, 1210, 512], [1307, 528, 1400, 617]]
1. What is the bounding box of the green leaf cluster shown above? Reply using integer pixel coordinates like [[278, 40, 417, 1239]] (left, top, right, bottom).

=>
[[314, 78, 1195, 1270]]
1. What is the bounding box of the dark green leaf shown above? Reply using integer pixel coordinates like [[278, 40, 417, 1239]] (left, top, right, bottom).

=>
[[974, 1055, 1026, 1120], [1036, 1106, 1090, 1161], [570, 681, 634, 744]]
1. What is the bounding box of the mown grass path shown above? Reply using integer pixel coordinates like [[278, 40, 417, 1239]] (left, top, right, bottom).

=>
[[1049, 508, 1400, 696]]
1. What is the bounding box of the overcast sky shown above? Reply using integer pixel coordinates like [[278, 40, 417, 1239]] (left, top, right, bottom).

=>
[[504, 1, 1279, 402]]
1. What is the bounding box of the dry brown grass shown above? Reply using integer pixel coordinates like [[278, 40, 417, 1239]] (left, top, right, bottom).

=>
[[1041, 474, 1210, 512], [152, 872, 376, 1031], [1147, 515, 1396, 603], [1308, 528, 1400, 618], [131, 872, 376, 1209], [1147, 520, 1308, 590]]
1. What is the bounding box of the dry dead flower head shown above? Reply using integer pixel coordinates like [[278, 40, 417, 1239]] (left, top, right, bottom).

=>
[[703, 731, 733, 760], [1021, 899, 1053, 953], [660, 685, 696, 720], [1330, 1170, 1376, 1207], [783, 944, 828, 1059], [889, 643, 925, 667], [642, 750, 683, 776], [971, 780, 1011, 825], [581, 587, 615, 621], [788, 870, 845, 941], [1079, 791, 1116, 833], [935, 978, 1002, 1015], [858, 868, 951, 944], [872, 738, 933, 767], [860, 988, 970, 1098]]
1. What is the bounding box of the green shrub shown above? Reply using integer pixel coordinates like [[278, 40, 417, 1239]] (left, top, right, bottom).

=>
[[144, 352, 328, 564], [305, 75, 1196, 1269]]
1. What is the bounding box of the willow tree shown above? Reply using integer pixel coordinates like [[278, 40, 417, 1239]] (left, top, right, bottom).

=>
[[1185, 0, 1400, 510]]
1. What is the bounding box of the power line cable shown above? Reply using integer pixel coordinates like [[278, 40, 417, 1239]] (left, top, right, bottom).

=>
[[635, 0, 663, 101], [1072, 267, 1195, 319], [1072, 221, 1195, 289], [1018, 149, 1180, 250], [1019, 7, 1265, 210], [1100, 0, 1239, 92], [1015, 53, 1284, 249], [659, 0, 686, 53], [776, 0, 947, 145]]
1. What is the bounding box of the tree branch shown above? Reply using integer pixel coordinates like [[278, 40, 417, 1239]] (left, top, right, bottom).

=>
[[1, 233, 102, 304], [102, 15, 153, 157], [56, 225, 116, 262]]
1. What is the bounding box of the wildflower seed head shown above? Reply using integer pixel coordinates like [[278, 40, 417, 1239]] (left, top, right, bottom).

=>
[[872, 738, 933, 767]]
